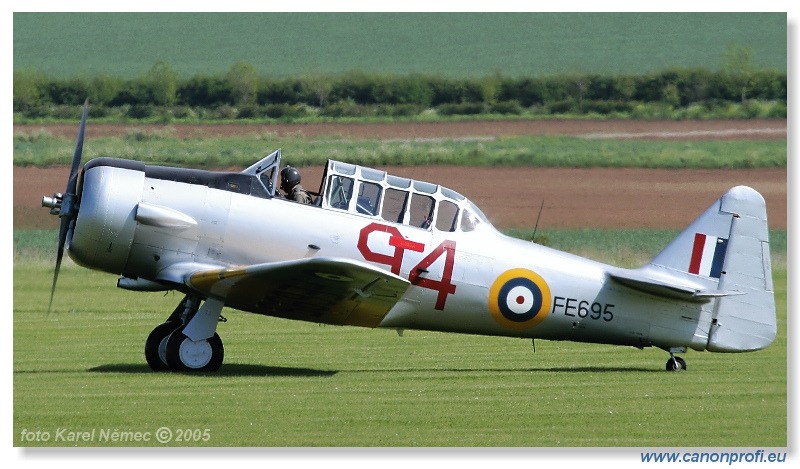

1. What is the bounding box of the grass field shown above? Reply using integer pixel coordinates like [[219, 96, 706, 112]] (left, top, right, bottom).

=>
[[13, 12, 787, 79], [12, 230, 788, 448], [12, 131, 788, 169]]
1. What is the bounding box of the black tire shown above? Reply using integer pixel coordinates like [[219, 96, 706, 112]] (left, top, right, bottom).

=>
[[164, 325, 224, 372], [665, 356, 687, 371], [145, 322, 181, 372]]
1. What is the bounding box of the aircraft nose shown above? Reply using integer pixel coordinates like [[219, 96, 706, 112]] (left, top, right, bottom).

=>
[[68, 162, 144, 274]]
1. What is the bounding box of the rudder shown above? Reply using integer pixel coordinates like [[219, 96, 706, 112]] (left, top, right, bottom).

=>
[[648, 186, 776, 352]]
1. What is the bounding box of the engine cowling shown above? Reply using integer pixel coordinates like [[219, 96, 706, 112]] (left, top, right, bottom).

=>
[[68, 159, 144, 275]]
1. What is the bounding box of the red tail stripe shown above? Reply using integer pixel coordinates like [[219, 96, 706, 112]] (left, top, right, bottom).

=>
[[689, 233, 706, 274]]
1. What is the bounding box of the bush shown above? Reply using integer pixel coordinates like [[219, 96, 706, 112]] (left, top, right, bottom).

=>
[[87, 105, 112, 119], [547, 99, 577, 114], [329, 71, 377, 105], [749, 70, 786, 100], [213, 105, 238, 119], [52, 105, 84, 119], [178, 75, 231, 106], [436, 102, 485, 115], [489, 100, 523, 115], [582, 100, 634, 115], [110, 81, 155, 106], [499, 77, 546, 107], [14, 68, 46, 111], [167, 106, 197, 120], [46, 77, 91, 105], [21, 105, 53, 119], [371, 75, 433, 106], [629, 102, 675, 119], [236, 105, 262, 119], [260, 78, 317, 105], [765, 101, 787, 118], [675, 103, 710, 120], [263, 103, 313, 119], [374, 104, 425, 117], [11, 62, 787, 121], [127, 104, 155, 119], [742, 100, 787, 118], [263, 104, 289, 118], [429, 77, 484, 106]]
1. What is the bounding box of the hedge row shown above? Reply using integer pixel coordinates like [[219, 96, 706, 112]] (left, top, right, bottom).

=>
[[13, 62, 786, 119]]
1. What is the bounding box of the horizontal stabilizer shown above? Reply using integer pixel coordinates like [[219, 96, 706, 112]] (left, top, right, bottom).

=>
[[607, 267, 743, 302]]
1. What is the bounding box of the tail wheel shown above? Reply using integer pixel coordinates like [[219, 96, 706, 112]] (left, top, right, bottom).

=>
[[144, 321, 181, 371], [665, 356, 687, 371], [164, 325, 224, 372]]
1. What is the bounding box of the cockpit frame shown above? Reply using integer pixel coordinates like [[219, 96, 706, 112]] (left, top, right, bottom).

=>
[[317, 159, 490, 233]]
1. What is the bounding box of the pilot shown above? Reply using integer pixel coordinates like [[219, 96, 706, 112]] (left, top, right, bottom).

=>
[[280, 166, 312, 204]]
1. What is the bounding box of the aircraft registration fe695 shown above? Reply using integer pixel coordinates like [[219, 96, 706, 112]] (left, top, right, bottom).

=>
[[42, 104, 777, 372]]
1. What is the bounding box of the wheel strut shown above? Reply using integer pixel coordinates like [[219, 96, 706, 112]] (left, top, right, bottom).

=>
[[665, 353, 687, 372], [145, 294, 225, 372]]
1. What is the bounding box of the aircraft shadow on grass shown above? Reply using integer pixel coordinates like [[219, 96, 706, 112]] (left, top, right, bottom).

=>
[[88, 363, 337, 378], [87, 364, 658, 376], [529, 366, 661, 373], [347, 366, 661, 374]]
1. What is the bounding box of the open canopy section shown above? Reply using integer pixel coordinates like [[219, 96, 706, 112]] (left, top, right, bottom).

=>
[[241, 149, 282, 197]]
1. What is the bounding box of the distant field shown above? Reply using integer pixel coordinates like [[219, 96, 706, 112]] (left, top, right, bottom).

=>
[[14, 121, 787, 231], [13, 12, 787, 78], [12, 131, 788, 169]]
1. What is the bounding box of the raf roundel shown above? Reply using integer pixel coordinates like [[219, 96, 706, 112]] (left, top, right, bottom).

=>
[[489, 268, 551, 330]]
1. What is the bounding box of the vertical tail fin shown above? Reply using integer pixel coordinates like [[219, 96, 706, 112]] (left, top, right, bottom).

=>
[[647, 186, 776, 351]]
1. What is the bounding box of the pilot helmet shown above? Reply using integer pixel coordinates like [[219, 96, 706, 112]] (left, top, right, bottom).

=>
[[280, 166, 301, 190]]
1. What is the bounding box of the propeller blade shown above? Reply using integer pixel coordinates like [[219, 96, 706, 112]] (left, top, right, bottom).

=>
[[66, 100, 89, 195], [48, 99, 89, 312], [48, 216, 71, 312]]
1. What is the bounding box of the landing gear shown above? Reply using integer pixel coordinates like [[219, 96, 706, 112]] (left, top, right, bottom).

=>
[[144, 295, 225, 372], [164, 326, 224, 372], [144, 321, 181, 371], [665, 354, 687, 371]]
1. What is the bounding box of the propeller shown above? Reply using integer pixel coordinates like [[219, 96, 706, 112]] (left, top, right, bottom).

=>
[[42, 99, 89, 312]]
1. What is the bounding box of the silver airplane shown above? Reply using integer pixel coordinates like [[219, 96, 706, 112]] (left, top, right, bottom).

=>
[[42, 104, 777, 372]]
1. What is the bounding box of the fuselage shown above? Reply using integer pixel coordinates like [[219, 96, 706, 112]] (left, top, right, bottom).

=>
[[68, 157, 724, 353]]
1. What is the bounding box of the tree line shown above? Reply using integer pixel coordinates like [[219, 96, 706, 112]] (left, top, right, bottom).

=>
[[13, 57, 786, 121]]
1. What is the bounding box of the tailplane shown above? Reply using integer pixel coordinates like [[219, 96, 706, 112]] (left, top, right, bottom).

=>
[[611, 186, 776, 352]]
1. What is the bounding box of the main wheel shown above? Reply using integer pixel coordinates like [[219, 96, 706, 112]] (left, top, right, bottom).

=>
[[145, 321, 181, 371], [164, 326, 224, 372], [665, 356, 687, 371]]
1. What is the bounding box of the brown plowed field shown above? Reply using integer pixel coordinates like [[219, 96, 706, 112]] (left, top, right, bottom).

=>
[[14, 120, 787, 231]]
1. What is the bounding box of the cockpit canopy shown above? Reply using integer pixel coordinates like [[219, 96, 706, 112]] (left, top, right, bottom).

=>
[[319, 160, 490, 233], [243, 150, 491, 233]]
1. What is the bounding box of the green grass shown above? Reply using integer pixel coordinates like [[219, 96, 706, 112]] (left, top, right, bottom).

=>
[[14, 13, 787, 78], [13, 230, 788, 447], [12, 131, 788, 169]]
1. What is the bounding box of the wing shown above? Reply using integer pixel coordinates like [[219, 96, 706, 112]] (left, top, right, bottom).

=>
[[161, 258, 410, 328]]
